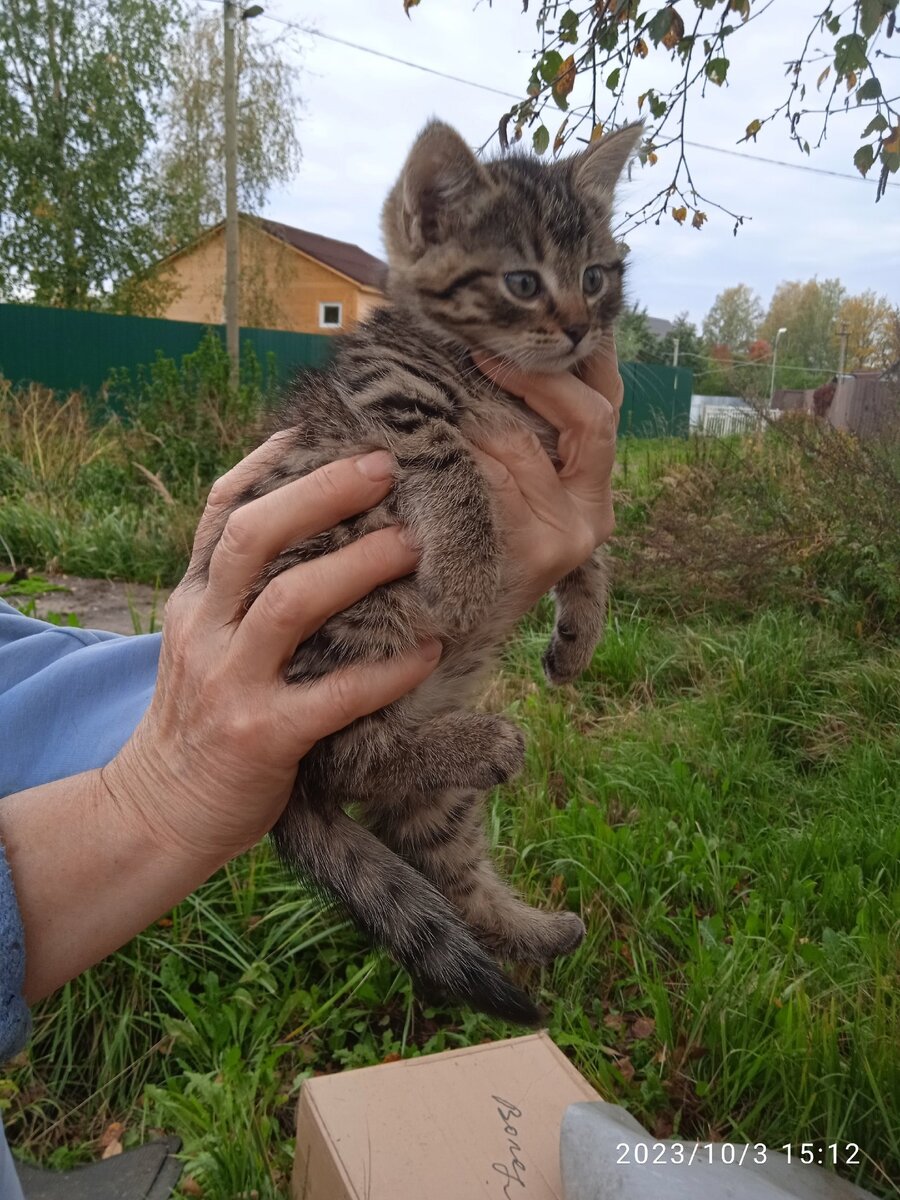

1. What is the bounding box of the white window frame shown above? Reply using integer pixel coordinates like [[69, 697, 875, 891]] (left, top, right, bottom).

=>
[[319, 301, 343, 329]]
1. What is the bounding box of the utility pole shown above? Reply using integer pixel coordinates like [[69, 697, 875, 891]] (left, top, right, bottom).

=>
[[223, 3, 263, 391], [224, 0, 240, 392], [837, 321, 849, 376], [770, 326, 787, 403]]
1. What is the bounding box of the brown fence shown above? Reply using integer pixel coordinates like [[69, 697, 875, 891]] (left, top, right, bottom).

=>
[[773, 374, 899, 440], [830, 374, 899, 440]]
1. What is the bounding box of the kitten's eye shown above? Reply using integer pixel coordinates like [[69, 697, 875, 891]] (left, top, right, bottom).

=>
[[582, 266, 605, 296], [504, 271, 541, 300]]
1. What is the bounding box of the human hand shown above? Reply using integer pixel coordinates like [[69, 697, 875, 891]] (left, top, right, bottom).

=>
[[104, 442, 442, 869], [472, 335, 621, 612]]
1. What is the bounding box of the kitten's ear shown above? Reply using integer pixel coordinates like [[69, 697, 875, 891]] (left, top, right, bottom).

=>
[[574, 122, 644, 196], [389, 121, 490, 248]]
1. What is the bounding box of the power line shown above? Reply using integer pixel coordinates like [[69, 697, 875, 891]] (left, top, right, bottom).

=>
[[196, 2, 521, 97], [303, 28, 521, 100], [685, 138, 899, 190], [679, 350, 836, 375], [196, 1, 898, 190]]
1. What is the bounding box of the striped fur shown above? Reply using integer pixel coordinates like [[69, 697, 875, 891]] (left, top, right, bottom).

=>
[[196, 121, 641, 1023]]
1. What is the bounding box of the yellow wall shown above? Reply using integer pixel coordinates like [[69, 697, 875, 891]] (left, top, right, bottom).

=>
[[156, 223, 384, 335]]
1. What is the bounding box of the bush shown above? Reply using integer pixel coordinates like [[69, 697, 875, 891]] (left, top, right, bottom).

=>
[[0, 333, 276, 584], [105, 329, 277, 501], [614, 416, 900, 638]]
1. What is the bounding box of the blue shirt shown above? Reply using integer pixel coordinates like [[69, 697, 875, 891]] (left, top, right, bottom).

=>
[[0, 601, 160, 798], [0, 600, 160, 1193]]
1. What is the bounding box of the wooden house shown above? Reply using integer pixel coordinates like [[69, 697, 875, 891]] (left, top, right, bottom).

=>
[[153, 215, 387, 334]]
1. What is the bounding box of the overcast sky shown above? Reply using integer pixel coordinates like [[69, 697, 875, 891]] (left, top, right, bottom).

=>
[[244, 0, 899, 329]]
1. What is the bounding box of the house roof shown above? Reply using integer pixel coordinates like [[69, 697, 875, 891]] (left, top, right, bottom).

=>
[[254, 217, 387, 291], [646, 316, 675, 339]]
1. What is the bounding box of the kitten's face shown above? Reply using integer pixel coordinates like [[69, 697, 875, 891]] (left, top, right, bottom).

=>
[[382, 122, 640, 373]]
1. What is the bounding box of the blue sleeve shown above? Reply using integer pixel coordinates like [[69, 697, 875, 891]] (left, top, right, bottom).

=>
[[0, 599, 161, 797], [0, 843, 29, 1065], [0, 1114, 26, 1200], [0, 599, 161, 1064]]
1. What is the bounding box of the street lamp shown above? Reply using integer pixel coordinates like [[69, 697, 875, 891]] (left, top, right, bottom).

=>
[[769, 326, 787, 403]]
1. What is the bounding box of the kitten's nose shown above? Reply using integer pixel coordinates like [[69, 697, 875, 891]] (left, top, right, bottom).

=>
[[564, 324, 589, 347]]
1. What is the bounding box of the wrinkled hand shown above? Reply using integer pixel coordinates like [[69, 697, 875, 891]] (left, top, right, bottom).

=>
[[473, 336, 622, 611], [104, 444, 441, 867]]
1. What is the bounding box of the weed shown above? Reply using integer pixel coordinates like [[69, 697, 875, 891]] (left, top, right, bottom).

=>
[[615, 418, 900, 637], [0, 334, 270, 585], [6, 607, 899, 1196], [3, 365, 899, 1196]]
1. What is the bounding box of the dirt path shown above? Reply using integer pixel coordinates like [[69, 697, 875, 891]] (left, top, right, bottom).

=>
[[27, 574, 172, 636]]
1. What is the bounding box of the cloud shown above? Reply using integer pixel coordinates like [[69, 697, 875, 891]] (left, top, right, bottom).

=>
[[262, 0, 899, 327]]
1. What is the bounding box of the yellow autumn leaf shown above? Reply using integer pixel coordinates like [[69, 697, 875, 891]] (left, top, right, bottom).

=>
[[817, 65, 831, 90], [846, 70, 857, 91], [99, 1120, 125, 1160], [661, 7, 685, 50], [554, 118, 569, 154], [885, 126, 900, 154], [635, 38, 649, 58], [648, 150, 658, 165], [590, 122, 605, 143], [672, 206, 688, 224], [691, 210, 708, 229], [637, 91, 648, 111], [553, 55, 576, 100]]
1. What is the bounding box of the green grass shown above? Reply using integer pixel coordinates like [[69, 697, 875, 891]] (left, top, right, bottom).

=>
[[6, 605, 899, 1197], [3, 368, 899, 1196]]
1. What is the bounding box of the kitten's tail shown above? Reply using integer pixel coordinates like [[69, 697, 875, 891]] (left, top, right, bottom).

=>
[[272, 788, 539, 1026]]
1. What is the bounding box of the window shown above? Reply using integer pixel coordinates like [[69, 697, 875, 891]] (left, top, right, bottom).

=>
[[319, 302, 343, 329]]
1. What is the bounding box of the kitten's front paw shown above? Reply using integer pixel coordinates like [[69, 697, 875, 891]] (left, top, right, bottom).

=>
[[477, 715, 526, 787], [542, 628, 597, 685]]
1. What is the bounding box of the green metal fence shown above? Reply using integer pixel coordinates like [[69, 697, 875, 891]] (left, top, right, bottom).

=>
[[1, 303, 692, 437], [620, 362, 692, 438], [0, 303, 332, 395]]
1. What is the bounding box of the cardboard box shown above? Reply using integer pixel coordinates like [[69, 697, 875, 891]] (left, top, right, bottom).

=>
[[292, 1031, 600, 1200]]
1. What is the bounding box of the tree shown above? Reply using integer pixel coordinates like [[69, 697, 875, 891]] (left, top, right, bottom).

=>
[[837, 290, 900, 370], [411, 1, 900, 228], [616, 305, 663, 362], [760, 278, 845, 371], [702, 284, 763, 353], [156, 11, 302, 253], [658, 311, 703, 368], [0, 0, 184, 310]]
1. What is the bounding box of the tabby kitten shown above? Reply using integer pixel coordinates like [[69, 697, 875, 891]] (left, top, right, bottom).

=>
[[196, 120, 641, 1023]]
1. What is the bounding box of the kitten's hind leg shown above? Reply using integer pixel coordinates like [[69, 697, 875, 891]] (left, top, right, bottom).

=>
[[346, 711, 526, 796], [542, 548, 609, 686], [273, 775, 539, 1026], [368, 788, 585, 968]]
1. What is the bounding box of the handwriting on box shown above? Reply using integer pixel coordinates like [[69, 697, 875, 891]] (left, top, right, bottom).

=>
[[492, 1096, 527, 1196]]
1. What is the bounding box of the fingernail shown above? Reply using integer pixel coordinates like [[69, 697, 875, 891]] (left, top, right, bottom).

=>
[[418, 638, 442, 662], [356, 450, 395, 480]]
